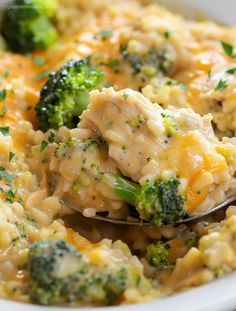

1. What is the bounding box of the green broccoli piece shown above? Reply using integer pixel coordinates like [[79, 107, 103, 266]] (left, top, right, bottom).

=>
[[103, 174, 186, 226], [1, 0, 58, 53], [161, 113, 178, 138], [35, 58, 104, 132], [78, 268, 128, 305], [28, 239, 89, 305], [120, 45, 175, 78], [146, 241, 170, 267], [28, 239, 128, 306]]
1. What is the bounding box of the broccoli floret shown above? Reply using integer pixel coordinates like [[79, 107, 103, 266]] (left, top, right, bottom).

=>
[[28, 239, 128, 306], [28, 239, 89, 305], [78, 268, 128, 305], [120, 45, 176, 78], [146, 241, 170, 267], [138, 178, 186, 226], [161, 113, 178, 138], [104, 174, 186, 226], [1, 0, 58, 53], [35, 58, 104, 132]]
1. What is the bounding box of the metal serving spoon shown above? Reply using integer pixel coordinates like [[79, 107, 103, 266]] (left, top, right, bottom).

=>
[[65, 194, 236, 226]]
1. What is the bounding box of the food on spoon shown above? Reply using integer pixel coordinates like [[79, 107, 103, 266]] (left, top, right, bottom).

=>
[[36, 87, 236, 225]]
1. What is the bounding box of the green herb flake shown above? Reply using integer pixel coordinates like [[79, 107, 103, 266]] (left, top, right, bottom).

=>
[[66, 137, 77, 147], [4, 172, 15, 183], [208, 69, 212, 79], [40, 140, 49, 152], [100, 29, 113, 40], [33, 71, 49, 81], [9, 151, 15, 162], [0, 166, 15, 183], [48, 131, 55, 143], [215, 79, 228, 91], [18, 197, 23, 205], [179, 83, 188, 91], [123, 93, 129, 100], [0, 106, 7, 117], [33, 57, 46, 66], [0, 88, 6, 101], [221, 41, 236, 59], [0, 126, 10, 136], [226, 67, 236, 75], [6, 187, 17, 202], [0, 166, 5, 179], [214, 267, 226, 278], [166, 80, 175, 86], [164, 31, 172, 39], [166, 80, 187, 90], [103, 59, 123, 73], [2, 70, 11, 79]]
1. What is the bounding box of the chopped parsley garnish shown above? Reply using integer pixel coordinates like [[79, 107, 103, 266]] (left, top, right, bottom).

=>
[[208, 69, 212, 79], [123, 93, 129, 100], [66, 137, 77, 147], [166, 80, 188, 90], [40, 140, 49, 152], [27, 54, 46, 66], [0, 166, 15, 183], [2, 70, 11, 78], [33, 57, 46, 66], [33, 70, 49, 81], [179, 83, 188, 91], [0, 126, 10, 136], [48, 131, 55, 143], [215, 79, 228, 91], [164, 31, 172, 39], [6, 187, 17, 203], [0, 88, 6, 101], [166, 80, 175, 86], [4, 172, 15, 183], [226, 67, 236, 75], [221, 41, 236, 59], [18, 197, 24, 205], [101, 59, 123, 73], [93, 29, 113, 40], [40, 132, 55, 152], [9, 151, 15, 162], [100, 29, 113, 40], [0, 106, 7, 117]]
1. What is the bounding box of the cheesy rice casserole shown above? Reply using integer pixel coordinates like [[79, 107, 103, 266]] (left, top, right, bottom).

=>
[[0, 0, 235, 307]]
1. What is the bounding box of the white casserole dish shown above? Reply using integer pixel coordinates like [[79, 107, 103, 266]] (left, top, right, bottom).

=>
[[0, 0, 235, 310]]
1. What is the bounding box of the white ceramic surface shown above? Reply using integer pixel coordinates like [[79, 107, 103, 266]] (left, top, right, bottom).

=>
[[0, 1, 235, 310], [157, 0, 236, 25]]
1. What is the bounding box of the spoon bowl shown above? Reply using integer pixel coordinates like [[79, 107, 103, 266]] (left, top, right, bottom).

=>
[[65, 194, 236, 226]]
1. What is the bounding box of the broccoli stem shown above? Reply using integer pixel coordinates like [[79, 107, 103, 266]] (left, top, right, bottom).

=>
[[103, 173, 186, 226], [103, 174, 140, 206]]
